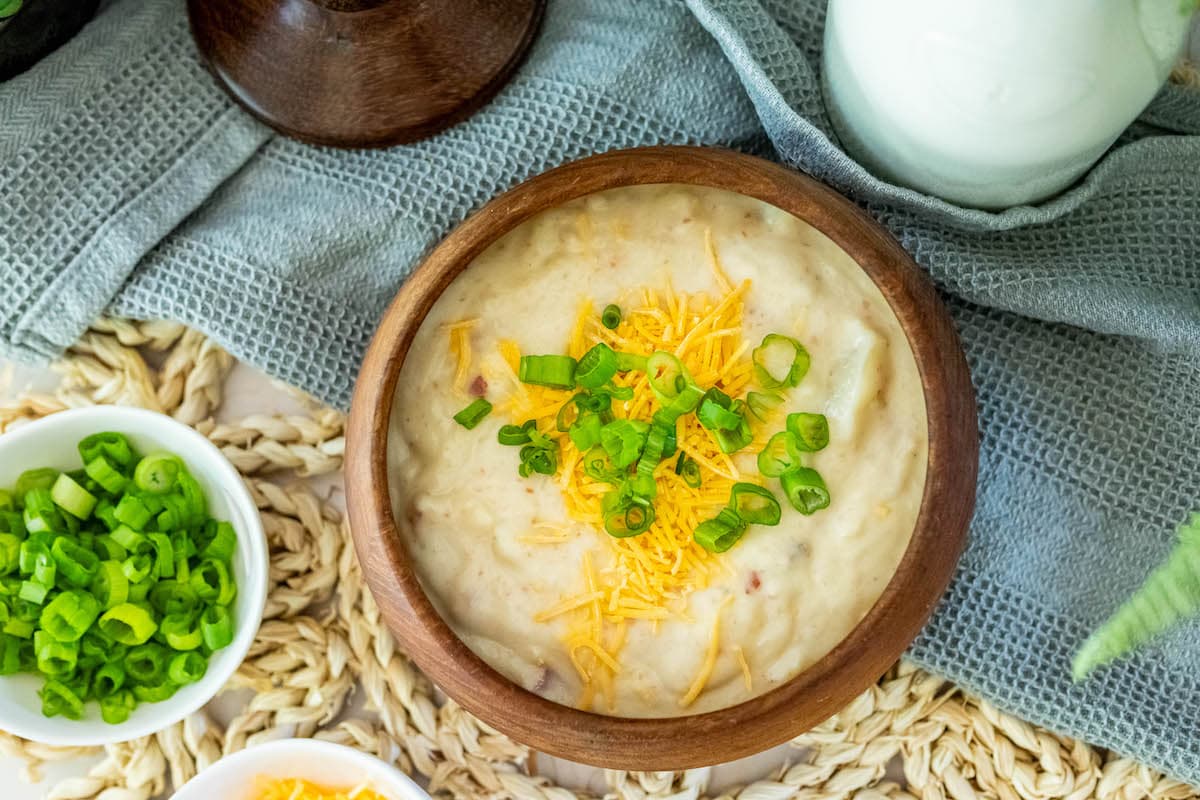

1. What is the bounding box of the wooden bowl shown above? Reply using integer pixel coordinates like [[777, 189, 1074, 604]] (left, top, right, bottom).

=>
[[345, 146, 978, 770]]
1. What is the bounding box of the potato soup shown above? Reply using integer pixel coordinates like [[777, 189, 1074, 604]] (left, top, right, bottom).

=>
[[388, 184, 928, 717]]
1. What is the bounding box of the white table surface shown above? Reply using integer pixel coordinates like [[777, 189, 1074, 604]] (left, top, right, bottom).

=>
[[3, 23, 1199, 797]]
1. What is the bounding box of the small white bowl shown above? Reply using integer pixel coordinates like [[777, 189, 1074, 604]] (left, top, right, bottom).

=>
[[0, 406, 267, 746], [172, 739, 430, 800]]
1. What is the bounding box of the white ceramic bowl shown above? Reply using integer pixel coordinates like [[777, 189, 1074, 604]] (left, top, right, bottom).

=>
[[172, 739, 430, 800], [0, 406, 267, 746]]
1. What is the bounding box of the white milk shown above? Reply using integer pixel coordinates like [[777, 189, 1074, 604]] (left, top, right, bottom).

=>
[[823, 0, 1194, 208]]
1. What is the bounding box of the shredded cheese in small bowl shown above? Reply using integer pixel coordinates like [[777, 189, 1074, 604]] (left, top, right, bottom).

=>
[[256, 776, 391, 800]]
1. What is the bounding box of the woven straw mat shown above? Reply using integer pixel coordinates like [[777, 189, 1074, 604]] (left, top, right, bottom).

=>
[[0, 319, 1196, 800]]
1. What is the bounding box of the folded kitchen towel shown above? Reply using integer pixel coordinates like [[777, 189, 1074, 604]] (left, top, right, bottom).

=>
[[2, 0, 1200, 783]]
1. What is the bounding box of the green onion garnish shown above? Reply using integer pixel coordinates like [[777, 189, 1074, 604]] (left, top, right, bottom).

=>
[[575, 343, 619, 390], [452, 398, 493, 429], [519, 354, 577, 389], [757, 431, 801, 478], [729, 483, 782, 526], [601, 304, 622, 330], [599, 419, 650, 469], [693, 508, 747, 553], [779, 467, 830, 515], [615, 351, 648, 372], [498, 420, 536, 446], [745, 391, 784, 422], [604, 503, 655, 538], [752, 334, 811, 389], [786, 412, 829, 452], [674, 453, 702, 488], [0, 0, 26, 20], [696, 388, 742, 431]]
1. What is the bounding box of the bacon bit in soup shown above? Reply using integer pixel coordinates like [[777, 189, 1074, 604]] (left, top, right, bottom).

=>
[[469, 375, 489, 397], [746, 571, 762, 594], [255, 777, 390, 800]]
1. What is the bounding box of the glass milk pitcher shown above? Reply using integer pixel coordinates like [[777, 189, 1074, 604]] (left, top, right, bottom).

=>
[[823, 0, 1196, 208]]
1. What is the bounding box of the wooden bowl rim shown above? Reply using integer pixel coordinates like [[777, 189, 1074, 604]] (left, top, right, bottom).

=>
[[345, 146, 979, 770]]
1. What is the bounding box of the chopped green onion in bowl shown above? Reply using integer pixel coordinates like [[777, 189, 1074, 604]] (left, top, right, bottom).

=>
[[0, 432, 239, 723]]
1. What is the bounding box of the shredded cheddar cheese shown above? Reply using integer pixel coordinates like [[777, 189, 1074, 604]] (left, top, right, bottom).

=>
[[255, 777, 390, 800], [483, 263, 762, 710], [444, 318, 478, 395], [680, 596, 733, 708], [734, 644, 753, 691]]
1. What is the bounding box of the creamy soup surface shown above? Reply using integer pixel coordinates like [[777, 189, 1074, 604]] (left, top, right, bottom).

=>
[[389, 184, 928, 717]]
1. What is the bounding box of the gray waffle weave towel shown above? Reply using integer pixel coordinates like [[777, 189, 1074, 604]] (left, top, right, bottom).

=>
[[2, 0, 1199, 782]]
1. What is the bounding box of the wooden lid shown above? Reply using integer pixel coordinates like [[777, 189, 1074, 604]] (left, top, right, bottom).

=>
[[187, 0, 545, 148]]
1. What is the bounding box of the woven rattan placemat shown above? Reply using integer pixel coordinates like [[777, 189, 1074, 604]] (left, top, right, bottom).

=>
[[0, 320, 1196, 800]]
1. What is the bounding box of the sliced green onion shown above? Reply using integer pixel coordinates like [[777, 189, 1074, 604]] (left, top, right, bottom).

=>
[[452, 398, 493, 430], [713, 402, 753, 454], [575, 343, 619, 390], [779, 467, 831, 515], [148, 533, 175, 579], [694, 508, 748, 553], [555, 398, 579, 433], [40, 679, 84, 720], [757, 431, 802, 478], [78, 432, 136, 468], [599, 419, 649, 469], [132, 681, 178, 704], [113, 495, 152, 531], [98, 603, 157, 645], [573, 391, 612, 414], [746, 391, 785, 422], [635, 422, 673, 486], [604, 503, 655, 538], [94, 501, 120, 531], [93, 534, 127, 562], [22, 489, 62, 534], [85, 456, 128, 495], [160, 612, 203, 650], [601, 304, 622, 330], [582, 448, 622, 485], [674, 453, 702, 489], [190, 559, 235, 606], [0, 635, 22, 674], [51, 474, 97, 519], [201, 605, 234, 650], [729, 483, 782, 526], [167, 651, 207, 685], [696, 388, 742, 431], [175, 472, 207, 524], [34, 630, 78, 676], [15, 469, 59, 498], [497, 420, 536, 446], [122, 554, 154, 584], [39, 590, 100, 643], [92, 560, 129, 609], [202, 523, 235, 563], [100, 689, 135, 724], [786, 412, 829, 452], [0, 490, 11, 511], [19, 580, 49, 605], [568, 413, 604, 452], [518, 355, 577, 389], [3, 616, 34, 638], [615, 352, 648, 372], [0, 533, 21, 575], [0, 511, 24, 537], [126, 643, 168, 684], [50, 538, 100, 588], [646, 352, 700, 409], [517, 441, 558, 477], [150, 580, 198, 616], [133, 453, 182, 495], [92, 662, 126, 697], [753, 334, 810, 389]]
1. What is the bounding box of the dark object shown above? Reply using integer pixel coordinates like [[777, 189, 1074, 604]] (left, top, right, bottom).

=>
[[187, 0, 546, 149], [0, 0, 99, 82]]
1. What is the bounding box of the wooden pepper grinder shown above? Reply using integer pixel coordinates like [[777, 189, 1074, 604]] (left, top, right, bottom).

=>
[[188, 0, 545, 148]]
